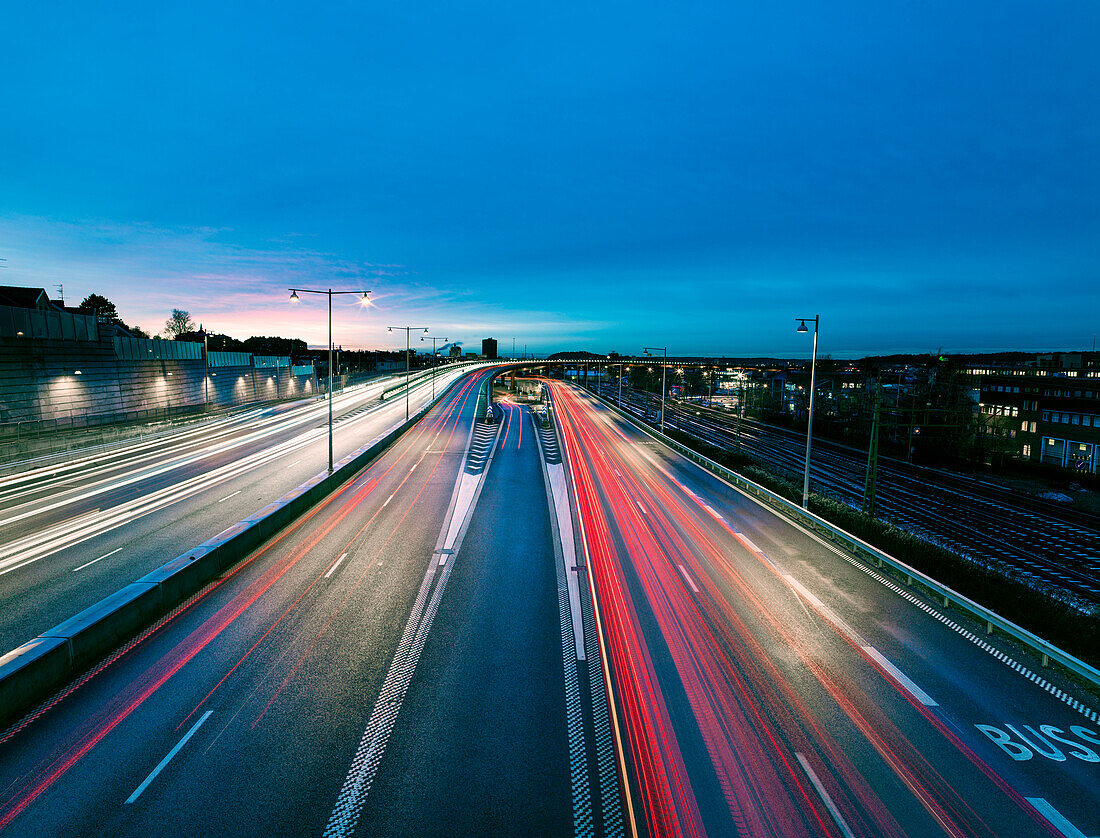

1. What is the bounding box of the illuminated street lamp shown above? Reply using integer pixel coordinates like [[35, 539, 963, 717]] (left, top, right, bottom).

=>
[[289, 288, 371, 473], [796, 314, 819, 508], [643, 346, 668, 432], [421, 335, 449, 401], [389, 325, 429, 420]]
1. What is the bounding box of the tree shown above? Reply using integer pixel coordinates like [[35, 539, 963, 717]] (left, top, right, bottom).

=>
[[164, 309, 194, 338], [76, 293, 122, 323], [242, 335, 308, 356]]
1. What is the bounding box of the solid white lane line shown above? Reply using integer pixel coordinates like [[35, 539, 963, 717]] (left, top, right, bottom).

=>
[[1025, 797, 1091, 838], [72, 547, 122, 572], [795, 753, 856, 838], [325, 552, 348, 579], [125, 711, 213, 804], [677, 564, 701, 593], [217, 490, 241, 503], [862, 646, 939, 707], [734, 532, 764, 555]]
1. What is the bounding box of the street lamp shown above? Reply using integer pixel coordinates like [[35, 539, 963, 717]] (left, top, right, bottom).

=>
[[389, 325, 429, 420], [289, 288, 371, 473], [421, 335, 449, 401], [643, 346, 668, 433], [796, 315, 819, 508]]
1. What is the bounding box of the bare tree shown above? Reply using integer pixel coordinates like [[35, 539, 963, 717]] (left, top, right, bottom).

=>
[[164, 308, 195, 338]]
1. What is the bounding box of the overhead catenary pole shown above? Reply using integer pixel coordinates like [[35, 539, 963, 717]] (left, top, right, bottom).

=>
[[863, 386, 881, 517], [643, 346, 668, 432], [289, 287, 371, 472]]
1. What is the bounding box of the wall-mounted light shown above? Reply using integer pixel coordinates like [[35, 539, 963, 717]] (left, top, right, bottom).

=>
[[15, 331, 23, 337], [74, 370, 82, 375]]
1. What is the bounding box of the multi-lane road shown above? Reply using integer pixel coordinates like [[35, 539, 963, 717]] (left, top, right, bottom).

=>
[[0, 367, 617, 835], [597, 384, 1100, 608], [550, 381, 1099, 837], [0, 366, 478, 652], [0, 372, 1097, 836]]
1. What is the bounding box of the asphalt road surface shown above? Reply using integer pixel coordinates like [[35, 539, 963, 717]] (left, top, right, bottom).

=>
[[1, 371, 1097, 836], [0, 365, 480, 652], [550, 380, 1099, 838], [0, 370, 623, 837]]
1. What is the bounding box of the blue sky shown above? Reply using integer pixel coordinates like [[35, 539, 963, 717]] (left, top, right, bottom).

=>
[[2, 1, 1097, 357]]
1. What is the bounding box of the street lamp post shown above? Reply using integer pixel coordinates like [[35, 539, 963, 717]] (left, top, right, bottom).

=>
[[390, 325, 429, 421], [643, 346, 668, 432], [289, 287, 371, 473], [796, 315, 819, 508], [199, 325, 210, 410], [421, 335, 449, 401]]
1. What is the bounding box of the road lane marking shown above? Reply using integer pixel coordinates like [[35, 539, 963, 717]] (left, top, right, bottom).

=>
[[862, 646, 939, 707], [382, 492, 395, 507], [783, 574, 861, 643], [72, 547, 122, 572], [217, 490, 241, 503], [636, 501, 647, 515], [796, 753, 856, 838], [1025, 798, 1094, 838], [409, 463, 417, 473], [700, 459, 1100, 725], [125, 711, 212, 804], [1025, 796, 1095, 835], [324, 380, 501, 837], [287, 460, 300, 467], [324, 552, 348, 579], [677, 564, 700, 593], [733, 532, 764, 555]]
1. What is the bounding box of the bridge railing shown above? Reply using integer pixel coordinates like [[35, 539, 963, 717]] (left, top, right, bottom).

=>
[[584, 386, 1100, 690]]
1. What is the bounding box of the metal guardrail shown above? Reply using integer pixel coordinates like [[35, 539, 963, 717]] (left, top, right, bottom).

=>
[[587, 388, 1100, 689]]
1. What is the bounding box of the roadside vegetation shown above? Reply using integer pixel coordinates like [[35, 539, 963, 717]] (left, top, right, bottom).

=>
[[663, 428, 1100, 669]]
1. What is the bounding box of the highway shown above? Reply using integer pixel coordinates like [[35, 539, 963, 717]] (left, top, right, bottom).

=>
[[0, 367, 625, 836], [597, 383, 1100, 608], [0, 370, 1097, 836], [550, 380, 1099, 837], [0, 365, 479, 653]]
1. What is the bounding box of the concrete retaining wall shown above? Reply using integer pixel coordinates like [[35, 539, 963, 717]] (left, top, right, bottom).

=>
[[0, 305, 319, 437]]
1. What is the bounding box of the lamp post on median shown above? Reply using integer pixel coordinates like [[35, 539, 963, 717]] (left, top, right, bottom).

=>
[[390, 325, 429, 421], [796, 315, 819, 508], [421, 335, 449, 401], [289, 288, 371, 473], [643, 346, 668, 432]]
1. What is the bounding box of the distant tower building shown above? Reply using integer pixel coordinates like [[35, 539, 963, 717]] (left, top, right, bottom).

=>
[[449, 344, 462, 358], [482, 338, 498, 359]]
